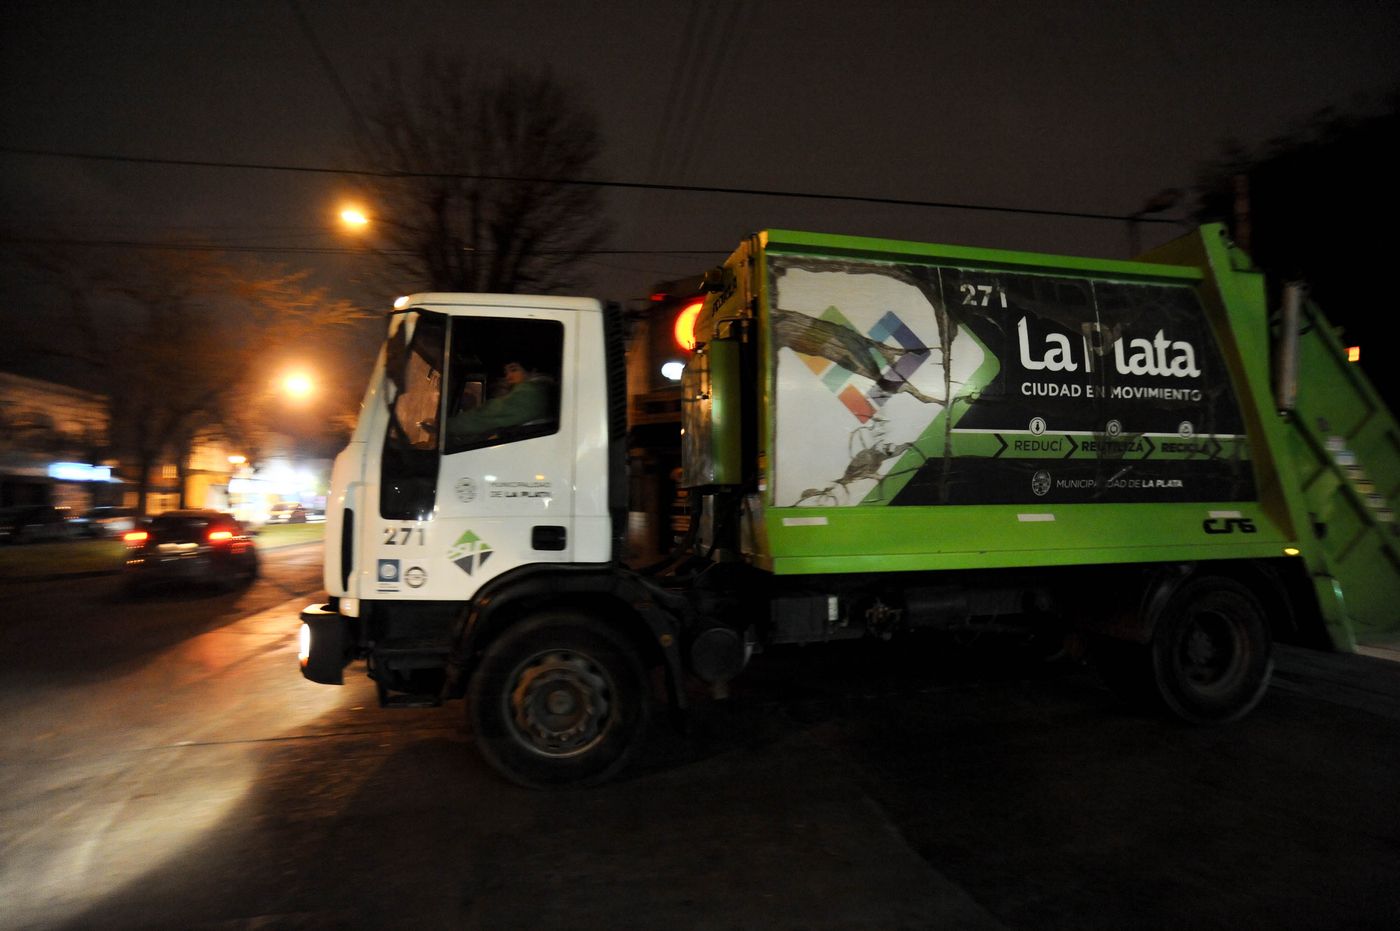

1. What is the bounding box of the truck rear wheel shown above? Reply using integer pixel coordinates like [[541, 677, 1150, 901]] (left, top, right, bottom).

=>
[[469, 612, 650, 788], [1150, 576, 1273, 723]]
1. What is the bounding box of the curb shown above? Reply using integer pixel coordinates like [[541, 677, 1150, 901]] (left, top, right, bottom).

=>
[[0, 569, 122, 584]]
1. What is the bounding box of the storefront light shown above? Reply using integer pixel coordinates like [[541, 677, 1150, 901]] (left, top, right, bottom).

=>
[[48, 461, 114, 482]]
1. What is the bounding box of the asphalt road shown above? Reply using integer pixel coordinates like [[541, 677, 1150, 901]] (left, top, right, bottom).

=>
[[2, 544, 1399, 929]]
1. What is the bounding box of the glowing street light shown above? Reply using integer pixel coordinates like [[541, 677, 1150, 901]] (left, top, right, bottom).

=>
[[339, 206, 370, 230], [282, 372, 315, 401]]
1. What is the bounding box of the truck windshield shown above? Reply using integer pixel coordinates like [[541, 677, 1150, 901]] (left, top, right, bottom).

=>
[[381, 311, 446, 519], [389, 315, 444, 451]]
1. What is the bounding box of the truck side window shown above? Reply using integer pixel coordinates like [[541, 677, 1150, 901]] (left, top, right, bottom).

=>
[[381, 312, 446, 520], [444, 318, 564, 454]]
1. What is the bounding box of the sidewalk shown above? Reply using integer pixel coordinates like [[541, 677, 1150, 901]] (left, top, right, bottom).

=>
[[1356, 638, 1400, 663]]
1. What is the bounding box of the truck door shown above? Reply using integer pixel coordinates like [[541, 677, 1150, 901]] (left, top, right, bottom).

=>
[[430, 312, 574, 593], [361, 307, 579, 604]]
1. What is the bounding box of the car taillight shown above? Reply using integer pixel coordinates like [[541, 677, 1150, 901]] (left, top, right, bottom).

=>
[[208, 530, 234, 542], [123, 530, 149, 544]]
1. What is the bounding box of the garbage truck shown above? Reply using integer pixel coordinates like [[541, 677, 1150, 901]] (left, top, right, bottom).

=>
[[298, 223, 1400, 786]]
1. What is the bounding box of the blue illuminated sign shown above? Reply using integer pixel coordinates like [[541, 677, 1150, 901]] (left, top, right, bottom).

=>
[[47, 462, 114, 482]]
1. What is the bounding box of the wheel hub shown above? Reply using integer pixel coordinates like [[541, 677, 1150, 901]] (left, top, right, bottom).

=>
[[1181, 610, 1242, 689], [1187, 628, 1219, 667], [510, 650, 613, 757]]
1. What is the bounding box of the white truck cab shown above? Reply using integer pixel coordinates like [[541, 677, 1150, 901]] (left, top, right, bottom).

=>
[[300, 293, 657, 786], [323, 294, 617, 609]]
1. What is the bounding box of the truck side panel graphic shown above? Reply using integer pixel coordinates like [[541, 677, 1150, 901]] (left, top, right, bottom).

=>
[[769, 255, 1254, 506]]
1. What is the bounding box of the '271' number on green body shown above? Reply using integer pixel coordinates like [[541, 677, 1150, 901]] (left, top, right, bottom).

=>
[[960, 283, 1007, 307]]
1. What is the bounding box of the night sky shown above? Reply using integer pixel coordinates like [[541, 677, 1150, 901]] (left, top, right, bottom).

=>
[[2, 1, 1398, 314]]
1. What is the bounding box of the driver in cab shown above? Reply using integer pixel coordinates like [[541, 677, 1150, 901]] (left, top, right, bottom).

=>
[[447, 361, 552, 445]]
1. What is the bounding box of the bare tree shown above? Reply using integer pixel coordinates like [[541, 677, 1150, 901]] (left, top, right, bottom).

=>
[[354, 58, 611, 294], [21, 246, 369, 512]]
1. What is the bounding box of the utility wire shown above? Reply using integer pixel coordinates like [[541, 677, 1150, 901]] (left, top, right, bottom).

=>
[[646, 0, 705, 184], [659, 0, 724, 187], [639, 0, 708, 242], [668, 1, 745, 197], [285, 0, 370, 141], [646, 0, 743, 242], [0, 145, 1183, 225], [285, 0, 372, 141]]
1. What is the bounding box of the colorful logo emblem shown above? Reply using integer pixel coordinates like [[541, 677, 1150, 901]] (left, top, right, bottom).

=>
[[799, 306, 931, 423], [448, 531, 493, 576]]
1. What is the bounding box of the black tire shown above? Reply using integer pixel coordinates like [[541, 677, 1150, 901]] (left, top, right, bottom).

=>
[[469, 612, 651, 788], [238, 551, 260, 587], [1149, 576, 1273, 723], [220, 563, 257, 591]]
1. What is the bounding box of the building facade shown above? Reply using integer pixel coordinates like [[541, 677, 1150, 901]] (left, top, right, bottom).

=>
[[0, 371, 121, 510], [0, 371, 294, 517]]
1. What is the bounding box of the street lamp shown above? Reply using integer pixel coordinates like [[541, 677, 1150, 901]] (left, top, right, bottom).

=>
[[338, 205, 370, 230], [282, 371, 315, 402]]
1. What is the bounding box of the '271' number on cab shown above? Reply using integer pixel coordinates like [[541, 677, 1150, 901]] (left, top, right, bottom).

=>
[[383, 526, 426, 546]]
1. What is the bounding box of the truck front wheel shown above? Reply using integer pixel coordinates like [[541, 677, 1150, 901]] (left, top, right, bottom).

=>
[[1150, 576, 1274, 723], [469, 612, 650, 788]]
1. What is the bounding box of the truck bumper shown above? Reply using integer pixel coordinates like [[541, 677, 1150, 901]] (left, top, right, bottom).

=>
[[299, 603, 349, 684]]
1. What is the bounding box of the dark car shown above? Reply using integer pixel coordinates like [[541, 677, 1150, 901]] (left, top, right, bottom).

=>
[[0, 505, 81, 544], [266, 501, 308, 524], [123, 509, 259, 593]]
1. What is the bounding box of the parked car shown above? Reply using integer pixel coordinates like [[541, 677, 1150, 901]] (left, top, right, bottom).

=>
[[123, 510, 259, 593], [0, 505, 81, 544], [78, 506, 140, 538], [266, 501, 308, 524]]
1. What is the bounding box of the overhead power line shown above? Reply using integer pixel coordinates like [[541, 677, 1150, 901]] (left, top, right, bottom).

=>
[[285, 0, 371, 141], [0, 145, 1183, 225], [647, 0, 705, 184]]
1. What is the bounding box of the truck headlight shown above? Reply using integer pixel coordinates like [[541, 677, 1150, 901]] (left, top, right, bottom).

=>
[[298, 604, 347, 684]]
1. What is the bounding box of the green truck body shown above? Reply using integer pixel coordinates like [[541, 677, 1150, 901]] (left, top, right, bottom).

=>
[[685, 224, 1397, 649]]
